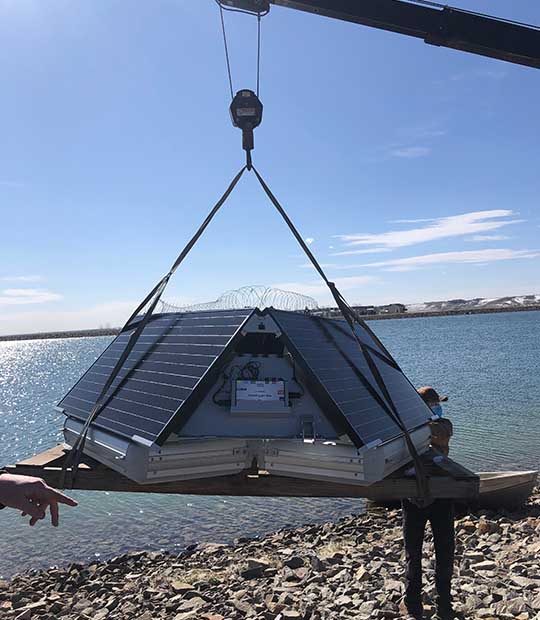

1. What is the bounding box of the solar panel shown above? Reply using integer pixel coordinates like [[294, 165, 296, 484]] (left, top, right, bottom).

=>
[[58, 309, 253, 444], [269, 309, 431, 446]]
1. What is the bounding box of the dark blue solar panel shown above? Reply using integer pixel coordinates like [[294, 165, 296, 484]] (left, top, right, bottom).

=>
[[59, 309, 253, 443], [269, 309, 431, 446]]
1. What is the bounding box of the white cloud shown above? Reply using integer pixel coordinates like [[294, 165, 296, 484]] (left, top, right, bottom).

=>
[[336, 210, 522, 251], [350, 249, 540, 272], [389, 218, 435, 224], [304, 237, 315, 246], [467, 235, 510, 242], [272, 276, 375, 299], [391, 146, 431, 158], [0, 288, 62, 305], [1, 275, 42, 282]]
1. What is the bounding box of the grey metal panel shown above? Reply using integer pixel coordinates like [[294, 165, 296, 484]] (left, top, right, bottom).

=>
[[59, 309, 253, 443], [178, 354, 340, 440]]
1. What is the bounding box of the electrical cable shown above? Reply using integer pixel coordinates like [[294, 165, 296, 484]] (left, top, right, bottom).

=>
[[218, 3, 235, 100], [256, 14, 261, 97], [212, 360, 260, 405], [239, 360, 261, 379], [286, 352, 305, 398], [215, 0, 266, 102]]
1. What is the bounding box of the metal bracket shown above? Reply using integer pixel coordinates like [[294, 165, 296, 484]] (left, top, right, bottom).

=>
[[218, 0, 270, 14]]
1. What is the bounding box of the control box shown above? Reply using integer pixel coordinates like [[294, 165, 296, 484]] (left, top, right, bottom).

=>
[[230, 378, 291, 415]]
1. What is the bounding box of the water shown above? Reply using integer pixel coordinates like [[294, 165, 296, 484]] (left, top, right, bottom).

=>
[[1, 311, 539, 577]]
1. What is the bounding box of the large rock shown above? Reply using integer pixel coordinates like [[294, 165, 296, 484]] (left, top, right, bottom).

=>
[[240, 559, 272, 579], [171, 580, 196, 594], [284, 556, 305, 570]]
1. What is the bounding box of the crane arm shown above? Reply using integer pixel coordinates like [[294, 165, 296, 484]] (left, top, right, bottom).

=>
[[225, 0, 540, 68]]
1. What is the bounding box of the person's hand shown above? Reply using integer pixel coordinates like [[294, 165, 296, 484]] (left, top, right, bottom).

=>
[[0, 473, 78, 526]]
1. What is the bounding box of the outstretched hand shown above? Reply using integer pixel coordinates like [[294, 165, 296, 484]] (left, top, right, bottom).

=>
[[0, 473, 78, 526]]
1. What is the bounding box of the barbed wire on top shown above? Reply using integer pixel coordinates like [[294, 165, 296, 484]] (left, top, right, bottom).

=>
[[160, 285, 319, 314]]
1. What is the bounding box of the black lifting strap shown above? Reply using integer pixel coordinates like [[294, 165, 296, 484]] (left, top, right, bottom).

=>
[[252, 166, 430, 500], [61, 161, 428, 499], [60, 166, 247, 489]]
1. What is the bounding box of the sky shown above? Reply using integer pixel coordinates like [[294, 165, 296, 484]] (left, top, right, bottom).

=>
[[0, 0, 539, 335]]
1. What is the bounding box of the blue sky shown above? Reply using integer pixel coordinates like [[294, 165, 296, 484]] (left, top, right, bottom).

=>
[[1, 0, 539, 334]]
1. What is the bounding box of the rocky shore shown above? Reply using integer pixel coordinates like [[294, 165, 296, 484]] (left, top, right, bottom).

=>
[[2, 494, 540, 620]]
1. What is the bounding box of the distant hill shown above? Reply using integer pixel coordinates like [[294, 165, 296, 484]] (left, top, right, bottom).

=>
[[313, 293, 540, 320], [2, 294, 539, 342], [406, 294, 540, 313]]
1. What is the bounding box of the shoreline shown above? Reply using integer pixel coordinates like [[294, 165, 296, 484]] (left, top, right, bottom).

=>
[[2, 494, 540, 619], [1, 305, 539, 343]]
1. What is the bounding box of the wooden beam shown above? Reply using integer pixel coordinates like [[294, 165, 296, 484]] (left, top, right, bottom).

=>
[[16, 444, 73, 468], [4, 445, 479, 500]]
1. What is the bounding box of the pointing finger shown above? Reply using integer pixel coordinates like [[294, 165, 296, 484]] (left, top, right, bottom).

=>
[[50, 500, 60, 527], [40, 487, 78, 507]]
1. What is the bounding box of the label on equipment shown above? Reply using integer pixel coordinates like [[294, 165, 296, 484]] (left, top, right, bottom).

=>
[[237, 107, 256, 117], [236, 380, 285, 402]]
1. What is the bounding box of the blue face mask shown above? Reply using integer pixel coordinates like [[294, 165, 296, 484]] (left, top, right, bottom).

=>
[[431, 404, 443, 418]]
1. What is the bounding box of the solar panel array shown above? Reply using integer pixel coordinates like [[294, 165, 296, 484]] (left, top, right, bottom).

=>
[[60, 306, 430, 449], [270, 309, 431, 446], [59, 309, 253, 444]]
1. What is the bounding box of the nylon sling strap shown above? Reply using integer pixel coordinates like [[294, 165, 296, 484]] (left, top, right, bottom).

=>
[[60, 166, 247, 488], [252, 165, 430, 499], [62, 162, 429, 499]]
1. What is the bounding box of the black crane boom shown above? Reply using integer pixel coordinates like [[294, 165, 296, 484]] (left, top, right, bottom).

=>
[[227, 0, 540, 68]]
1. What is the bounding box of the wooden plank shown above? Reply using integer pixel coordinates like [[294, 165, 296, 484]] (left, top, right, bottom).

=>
[[431, 452, 479, 480], [4, 445, 480, 500], [16, 444, 69, 467]]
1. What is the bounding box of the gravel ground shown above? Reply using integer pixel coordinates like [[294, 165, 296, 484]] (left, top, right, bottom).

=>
[[2, 493, 540, 620]]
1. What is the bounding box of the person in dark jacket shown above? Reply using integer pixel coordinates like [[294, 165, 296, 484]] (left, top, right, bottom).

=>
[[402, 386, 456, 620], [418, 385, 453, 457]]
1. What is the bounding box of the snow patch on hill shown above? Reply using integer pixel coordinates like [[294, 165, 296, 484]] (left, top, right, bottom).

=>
[[407, 294, 540, 313]]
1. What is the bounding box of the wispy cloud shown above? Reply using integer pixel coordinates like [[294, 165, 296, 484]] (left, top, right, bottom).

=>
[[1, 275, 42, 282], [391, 146, 431, 159], [272, 276, 375, 298], [335, 210, 522, 252], [343, 249, 540, 272], [467, 235, 510, 242], [361, 121, 447, 165], [389, 218, 435, 225], [0, 288, 63, 305], [304, 237, 315, 246]]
